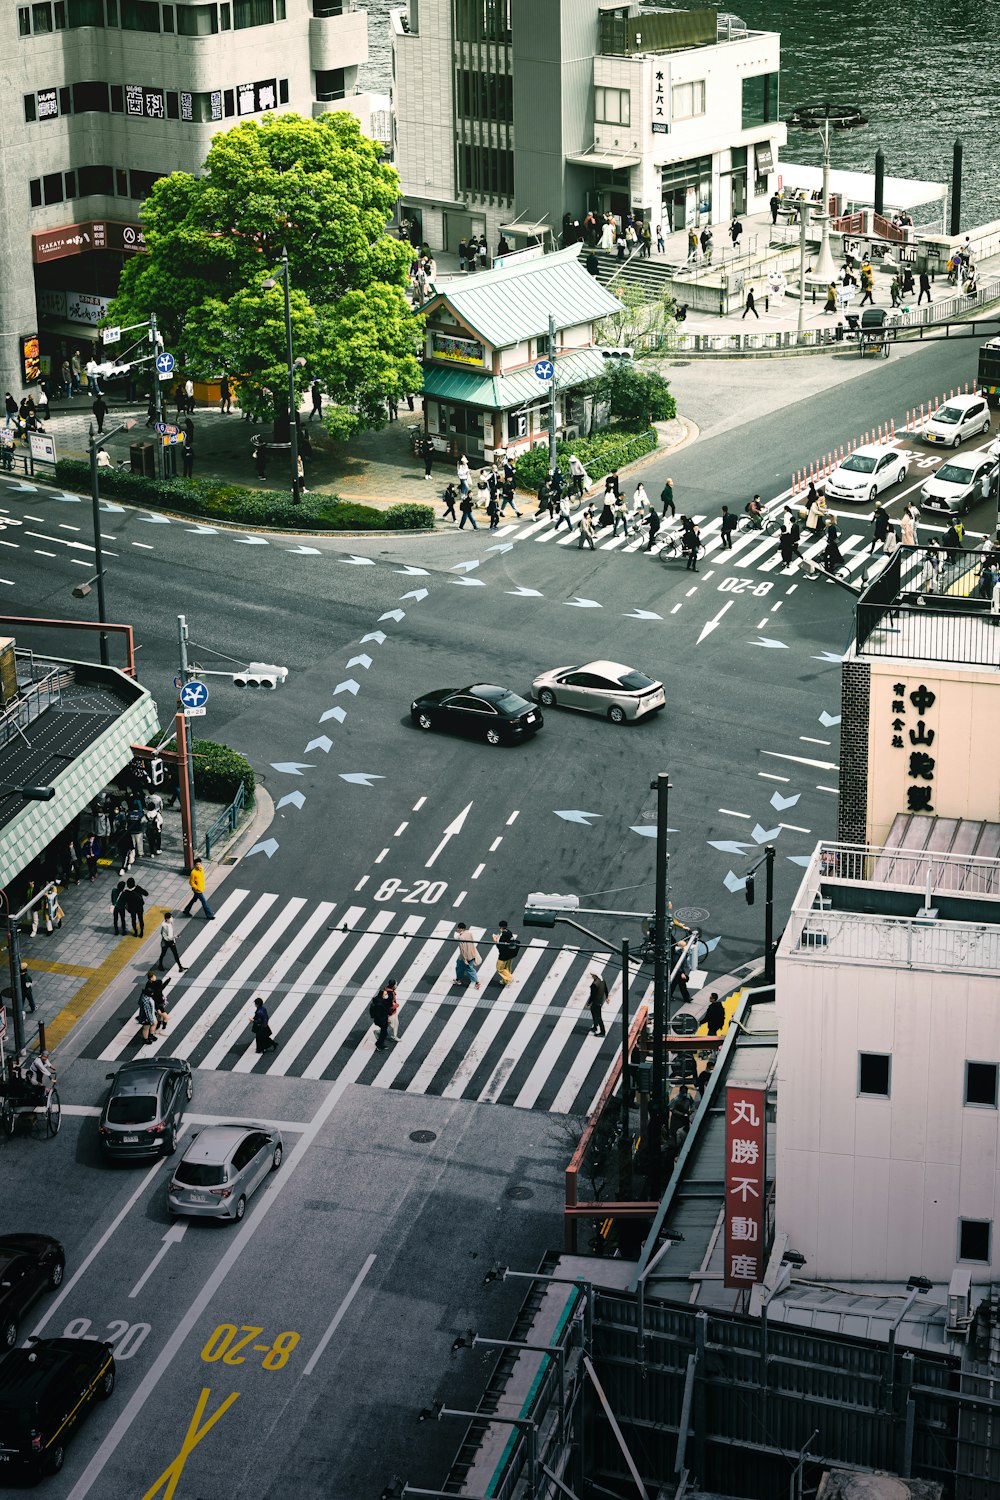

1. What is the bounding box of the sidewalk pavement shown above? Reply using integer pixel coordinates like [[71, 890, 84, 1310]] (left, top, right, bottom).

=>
[[1, 800, 229, 1057]]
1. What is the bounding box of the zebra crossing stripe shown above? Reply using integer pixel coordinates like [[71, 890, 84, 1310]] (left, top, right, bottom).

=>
[[547, 968, 629, 1114], [368, 925, 487, 1087], [477, 945, 578, 1103], [199, 900, 334, 1071], [435, 939, 551, 1099], [230, 905, 353, 1073], [514, 953, 613, 1110], [578, 980, 654, 1118]]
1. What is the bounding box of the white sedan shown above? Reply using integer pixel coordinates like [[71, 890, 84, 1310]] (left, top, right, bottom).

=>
[[824, 444, 909, 504], [532, 660, 665, 724]]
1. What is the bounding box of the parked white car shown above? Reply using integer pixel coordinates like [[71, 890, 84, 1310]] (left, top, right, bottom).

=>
[[921, 393, 991, 447], [824, 444, 909, 503]]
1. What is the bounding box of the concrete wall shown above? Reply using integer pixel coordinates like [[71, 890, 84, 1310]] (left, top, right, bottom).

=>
[[775, 953, 1000, 1281], [511, 0, 596, 231], [392, 1, 458, 227]]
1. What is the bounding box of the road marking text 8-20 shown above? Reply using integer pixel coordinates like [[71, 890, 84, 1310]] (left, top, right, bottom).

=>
[[201, 1323, 300, 1369], [373, 878, 447, 903], [717, 578, 773, 596]]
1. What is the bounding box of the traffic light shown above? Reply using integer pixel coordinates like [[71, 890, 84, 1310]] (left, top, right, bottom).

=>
[[523, 892, 580, 927], [745, 872, 755, 906], [232, 662, 288, 689], [149, 757, 164, 786]]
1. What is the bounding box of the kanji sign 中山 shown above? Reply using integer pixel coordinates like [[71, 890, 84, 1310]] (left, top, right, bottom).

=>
[[724, 1085, 767, 1288]]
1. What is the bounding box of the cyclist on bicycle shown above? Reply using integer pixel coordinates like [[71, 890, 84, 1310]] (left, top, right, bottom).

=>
[[744, 494, 764, 529], [27, 1050, 56, 1092]]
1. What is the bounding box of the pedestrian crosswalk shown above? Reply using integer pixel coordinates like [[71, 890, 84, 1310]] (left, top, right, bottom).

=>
[[494, 500, 945, 588], [87, 890, 650, 1116]]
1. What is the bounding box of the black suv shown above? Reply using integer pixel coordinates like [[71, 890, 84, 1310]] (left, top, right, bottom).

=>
[[99, 1057, 193, 1160], [0, 1337, 115, 1480]]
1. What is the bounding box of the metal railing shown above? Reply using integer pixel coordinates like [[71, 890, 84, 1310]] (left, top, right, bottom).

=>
[[789, 906, 1000, 973], [813, 841, 1000, 896], [0, 665, 63, 753], [203, 780, 246, 859], [857, 597, 1000, 668]]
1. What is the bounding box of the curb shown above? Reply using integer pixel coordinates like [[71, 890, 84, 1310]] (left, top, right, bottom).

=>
[[217, 786, 276, 865]]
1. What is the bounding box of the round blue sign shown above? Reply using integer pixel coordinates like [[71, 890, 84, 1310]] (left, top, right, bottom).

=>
[[179, 680, 209, 709], [155, 352, 175, 375], [534, 359, 554, 381]]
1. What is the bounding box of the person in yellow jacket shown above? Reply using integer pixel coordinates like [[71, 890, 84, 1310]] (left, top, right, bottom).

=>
[[182, 857, 215, 920]]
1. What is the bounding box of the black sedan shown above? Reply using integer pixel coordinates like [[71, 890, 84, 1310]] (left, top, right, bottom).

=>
[[0, 1233, 65, 1350], [410, 684, 543, 745], [99, 1057, 193, 1160]]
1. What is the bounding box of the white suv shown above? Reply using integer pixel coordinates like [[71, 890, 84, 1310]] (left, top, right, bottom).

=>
[[922, 393, 991, 447]]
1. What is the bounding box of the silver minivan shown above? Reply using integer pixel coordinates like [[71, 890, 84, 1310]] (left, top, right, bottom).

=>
[[922, 394, 991, 447], [167, 1123, 283, 1223]]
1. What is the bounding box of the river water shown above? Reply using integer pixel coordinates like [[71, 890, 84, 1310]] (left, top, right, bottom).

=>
[[360, 0, 1000, 230]]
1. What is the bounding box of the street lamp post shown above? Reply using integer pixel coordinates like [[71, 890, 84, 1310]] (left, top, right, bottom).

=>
[[87, 416, 135, 664], [263, 247, 301, 506], [786, 103, 868, 284]]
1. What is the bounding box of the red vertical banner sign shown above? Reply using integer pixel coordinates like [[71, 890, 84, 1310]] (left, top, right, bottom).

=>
[[724, 1084, 767, 1289]]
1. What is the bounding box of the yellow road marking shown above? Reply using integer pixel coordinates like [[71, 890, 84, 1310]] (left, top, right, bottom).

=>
[[141, 1387, 240, 1500], [42, 908, 168, 1050], [14, 958, 95, 979]]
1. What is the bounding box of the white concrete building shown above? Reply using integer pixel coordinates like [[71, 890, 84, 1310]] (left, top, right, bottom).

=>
[[391, 1, 785, 253], [0, 0, 371, 397]]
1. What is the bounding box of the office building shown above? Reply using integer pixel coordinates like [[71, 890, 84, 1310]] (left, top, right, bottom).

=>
[[392, 0, 785, 254], [0, 0, 371, 397]]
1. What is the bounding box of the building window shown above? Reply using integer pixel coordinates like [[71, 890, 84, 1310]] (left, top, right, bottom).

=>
[[32, 3, 54, 32], [965, 1061, 999, 1108], [105, 0, 119, 23], [69, 0, 105, 21], [78, 163, 114, 195], [742, 72, 779, 129], [220, 1, 230, 24], [42, 171, 64, 205], [672, 80, 706, 121], [959, 1219, 992, 1263], [63, 169, 77, 197], [278, 78, 289, 103], [162, 3, 174, 29], [458, 143, 513, 199], [234, 0, 274, 24], [455, 0, 510, 43], [120, 0, 160, 18], [19, 7, 32, 35], [594, 86, 630, 127], [176, 3, 218, 33], [315, 68, 345, 100], [24, 94, 37, 123], [457, 70, 513, 124], [74, 80, 111, 112], [858, 1052, 891, 1098], [55, 1, 67, 25], [29, 179, 43, 208]]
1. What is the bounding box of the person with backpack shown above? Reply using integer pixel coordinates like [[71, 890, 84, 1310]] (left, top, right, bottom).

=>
[[458, 489, 477, 530], [369, 987, 392, 1051], [111, 879, 129, 935], [251, 996, 278, 1053], [492, 920, 520, 986]]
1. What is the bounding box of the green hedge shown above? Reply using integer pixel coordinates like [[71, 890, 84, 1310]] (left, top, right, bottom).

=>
[[162, 738, 255, 804], [514, 426, 657, 492], [54, 461, 434, 532]]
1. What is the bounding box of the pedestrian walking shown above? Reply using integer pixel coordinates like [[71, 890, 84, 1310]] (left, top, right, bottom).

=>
[[824, 282, 838, 313], [182, 418, 194, 478], [686, 227, 698, 263], [577, 509, 596, 549], [142, 971, 169, 1033], [454, 924, 481, 989], [720, 504, 736, 549], [568, 452, 588, 498], [70, 350, 82, 395], [183, 857, 215, 919], [145, 799, 163, 856], [126, 799, 145, 862], [4, 393, 19, 430], [918, 271, 932, 305], [382, 978, 400, 1040], [660, 479, 675, 517], [137, 983, 157, 1045], [901, 505, 918, 548], [60, 358, 72, 396], [684, 520, 701, 571], [184, 377, 195, 413], [921, 543, 942, 594], [492, 920, 519, 986], [486, 493, 499, 529], [656, 224, 665, 253], [441, 482, 458, 521], [92, 395, 108, 434], [81, 833, 101, 882], [158, 911, 186, 973], [124, 877, 149, 937], [644, 507, 661, 552], [458, 490, 478, 529], [554, 494, 573, 532], [822, 518, 844, 574], [219, 375, 232, 414], [112, 880, 128, 935], [612, 494, 630, 537], [704, 992, 726, 1035], [421, 435, 434, 479], [252, 997, 279, 1053], [499, 476, 521, 517], [730, 217, 743, 250], [869, 501, 890, 554], [43, 885, 63, 935], [368, 988, 391, 1051], [742, 288, 759, 319], [85, 357, 103, 396], [700, 226, 713, 265], [587, 971, 608, 1035], [769, 191, 781, 226], [778, 523, 796, 569], [805, 494, 827, 534], [309, 379, 322, 421]]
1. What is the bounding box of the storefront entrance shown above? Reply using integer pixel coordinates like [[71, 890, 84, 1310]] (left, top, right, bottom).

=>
[[660, 154, 713, 231]]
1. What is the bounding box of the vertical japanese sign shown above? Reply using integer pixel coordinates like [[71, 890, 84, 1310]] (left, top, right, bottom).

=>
[[652, 70, 667, 133], [888, 679, 937, 814], [724, 1084, 766, 1288]]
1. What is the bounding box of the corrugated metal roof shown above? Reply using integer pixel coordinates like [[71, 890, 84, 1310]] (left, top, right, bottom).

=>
[[420, 245, 622, 349], [421, 347, 607, 410]]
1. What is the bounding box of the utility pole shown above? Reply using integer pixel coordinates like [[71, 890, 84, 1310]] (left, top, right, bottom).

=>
[[764, 843, 776, 984], [620, 937, 632, 1197], [87, 435, 110, 666], [796, 200, 811, 346], [547, 314, 557, 475], [177, 614, 198, 859], [649, 771, 671, 1191], [150, 310, 164, 479], [282, 248, 300, 505]]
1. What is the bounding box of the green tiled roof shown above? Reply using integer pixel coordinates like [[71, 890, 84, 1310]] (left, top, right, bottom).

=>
[[420, 245, 621, 348], [421, 346, 607, 411]]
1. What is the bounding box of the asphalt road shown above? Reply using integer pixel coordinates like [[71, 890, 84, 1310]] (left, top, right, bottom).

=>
[[2, 330, 997, 1498]]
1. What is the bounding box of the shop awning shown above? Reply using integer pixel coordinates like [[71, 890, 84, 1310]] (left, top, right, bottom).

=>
[[564, 151, 641, 171], [497, 220, 552, 238], [421, 347, 608, 411]]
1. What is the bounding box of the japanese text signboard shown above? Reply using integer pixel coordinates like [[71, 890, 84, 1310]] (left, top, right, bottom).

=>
[[887, 679, 938, 815], [724, 1084, 767, 1288]]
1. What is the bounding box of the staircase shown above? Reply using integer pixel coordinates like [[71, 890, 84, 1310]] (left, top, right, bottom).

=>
[[579, 247, 682, 299]]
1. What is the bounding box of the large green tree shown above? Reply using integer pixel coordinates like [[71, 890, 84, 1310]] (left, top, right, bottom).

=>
[[107, 111, 423, 438]]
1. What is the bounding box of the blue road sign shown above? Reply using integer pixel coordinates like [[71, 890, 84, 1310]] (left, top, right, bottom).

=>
[[155, 352, 175, 375], [179, 680, 209, 710], [534, 359, 554, 381], [154, 421, 179, 436]]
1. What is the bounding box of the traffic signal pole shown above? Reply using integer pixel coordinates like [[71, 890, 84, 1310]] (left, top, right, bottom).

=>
[[650, 771, 671, 1194], [177, 614, 197, 863]]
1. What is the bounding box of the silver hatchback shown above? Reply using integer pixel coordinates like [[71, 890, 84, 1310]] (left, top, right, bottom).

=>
[[532, 659, 665, 723], [167, 1123, 283, 1223]]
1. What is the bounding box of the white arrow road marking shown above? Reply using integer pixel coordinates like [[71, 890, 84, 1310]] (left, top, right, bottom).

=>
[[554, 809, 602, 825], [565, 597, 602, 609], [812, 651, 844, 663], [452, 577, 486, 587], [723, 870, 748, 893], [360, 631, 387, 645], [345, 654, 372, 670], [100, 502, 126, 513], [186, 523, 217, 534], [289, 545, 321, 555], [236, 536, 269, 545], [246, 838, 280, 858], [319, 706, 347, 724], [129, 1222, 187, 1299], [769, 791, 801, 811], [276, 791, 306, 810], [305, 736, 333, 754], [507, 585, 544, 597], [630, 825, 679, 837], [378, 609, 405, 622], [334, 679, 360, 696], [425, 800, 473, 869], [270, 762, 314, 775], [5, 480, 38, 492], [396, 564, 429, 575], [401, 588, 429, 601], [708, 839, 755, 855], [625, 608, 664, 620], [819, 710, 842, 727], [697, 598, 734, 644], [486, 542, 515, 553], [749, 636, 788, 649], [138, 514, 171, 524], [451, 559, 480, 572], [752, 823, 782, 843], [339, 772, 385, 787], [343, 555, 376, 565], [762, 750, 839, 772], [787, 854, 812, 866]]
